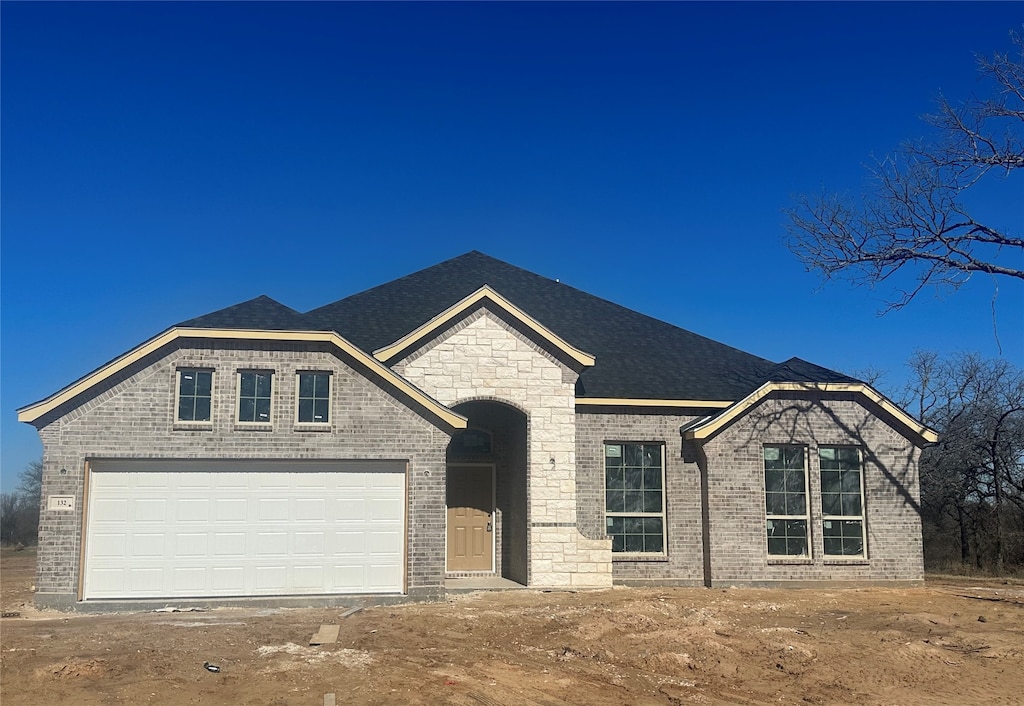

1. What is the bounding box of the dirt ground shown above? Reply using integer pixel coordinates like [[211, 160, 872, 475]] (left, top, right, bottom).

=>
[[1, 549, 1022, 705]]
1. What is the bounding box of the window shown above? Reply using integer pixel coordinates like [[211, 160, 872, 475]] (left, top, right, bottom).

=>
[[605, 442, 665, 553], [764, 445, 809, 556], [296, 372, 331, 424], [237, 371, 272, 423], [177, 369, 212, 422], [820, 447, 866, 556]]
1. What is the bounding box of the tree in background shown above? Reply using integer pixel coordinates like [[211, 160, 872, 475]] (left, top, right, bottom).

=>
[[786, 31, 1023, 312], [902, 352, 1024, 573], [0, 459, 42, 547]]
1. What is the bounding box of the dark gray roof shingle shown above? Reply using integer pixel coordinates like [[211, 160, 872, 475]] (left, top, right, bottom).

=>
[[177, 252, 859, 401]]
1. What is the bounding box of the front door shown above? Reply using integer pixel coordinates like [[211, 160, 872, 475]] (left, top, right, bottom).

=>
[[446, 465, 493, 571]]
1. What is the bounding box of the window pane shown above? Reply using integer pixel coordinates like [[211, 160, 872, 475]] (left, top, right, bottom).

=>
[[239, 398, 255, 422], [606, 468, 624, 490], [179, 373, 196, 396], [298, 399, 313, 423], [607, 517, 624, 534], [299, 374, 314, 398], [256, 373, 272, 397], [624, 535, 644, 552], [821, 470, 841, 494], [642, 467, 661, 491], [624, 490, 644, 513], [624, 444, 643, 467], [644, 532, 664, 553], [255, 399, 271, 421], [766, 492, 787, 515], [785, 469, 805, 493], [605, 445, 623, 467], [783, 447, 804, 469], [194, 397, 211, 422], [178, 397, 196, 421], [765, 469, 785, 493], [643, 445, 661, 469], [611, 534, 625, 552], [625, 467, 643, 490], [240, 373, 255, 397], [841, 470, 862, 493], [314, 399, 329, 422], [643, 490, 662, 513], [195, 371, 212, 396], [786, 493, 806, 516], [838, 448, 860, 469], [842, 493, 862, 516], [606, 491, 624, 513]]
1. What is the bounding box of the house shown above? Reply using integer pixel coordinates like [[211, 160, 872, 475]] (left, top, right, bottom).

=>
[[18, 251, 937, 609]]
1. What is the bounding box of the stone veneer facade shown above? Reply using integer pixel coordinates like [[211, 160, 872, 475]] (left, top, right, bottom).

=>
[[395, 309, 613, 587]]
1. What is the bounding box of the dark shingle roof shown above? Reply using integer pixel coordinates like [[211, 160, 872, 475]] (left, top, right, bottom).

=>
[[177, 252, 858, 401], [178, 295, 307, 331], [302, 251, 783, 400]]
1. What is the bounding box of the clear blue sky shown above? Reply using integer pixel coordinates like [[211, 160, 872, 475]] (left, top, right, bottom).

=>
[[2, 3, 1021, 491]]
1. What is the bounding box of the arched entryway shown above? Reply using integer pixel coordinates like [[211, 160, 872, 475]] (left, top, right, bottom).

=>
[[445, 400, 528, 584]]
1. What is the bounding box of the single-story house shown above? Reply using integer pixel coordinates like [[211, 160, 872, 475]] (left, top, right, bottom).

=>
[[19, 251, 937, 609]]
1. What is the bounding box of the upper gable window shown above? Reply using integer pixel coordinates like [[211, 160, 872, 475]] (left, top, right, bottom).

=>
[[237, 371, 273, 424], [177, 369, 213, 422], [296, 372, 331, 424]]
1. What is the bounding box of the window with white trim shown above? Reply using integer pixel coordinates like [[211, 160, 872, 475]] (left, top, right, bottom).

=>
[[237, 371, 273, 423], [177, 369, 212, 422], [819, 447, 866, 556], [764, 445, 809, 556], [296, 372, 331, 424], [605, 442, 665, 554]]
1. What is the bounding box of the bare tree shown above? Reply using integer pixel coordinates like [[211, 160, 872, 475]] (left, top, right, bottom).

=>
[[904, 352, 1024, 572], [786, 30, 1023, 312], [0, 459, 44, 547]]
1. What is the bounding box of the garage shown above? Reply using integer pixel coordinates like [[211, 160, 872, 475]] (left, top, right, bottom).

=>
[[83, 460, 407, 600]]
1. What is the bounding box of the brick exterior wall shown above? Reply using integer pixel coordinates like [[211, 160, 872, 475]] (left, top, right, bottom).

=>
[[575, 410, 705, 585], [33, 339, 451, 607], [700, 392, 924, 585]]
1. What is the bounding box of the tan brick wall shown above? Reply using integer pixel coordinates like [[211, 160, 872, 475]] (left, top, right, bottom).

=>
[[701, 392, 924, 585], [33, 339, 451, 607]]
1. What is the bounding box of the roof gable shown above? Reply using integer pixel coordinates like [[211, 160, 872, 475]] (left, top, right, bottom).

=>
[[373, 285, 596, 369]]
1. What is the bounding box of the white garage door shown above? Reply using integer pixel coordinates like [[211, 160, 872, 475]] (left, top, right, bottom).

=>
[[84, 460, 406, 600]]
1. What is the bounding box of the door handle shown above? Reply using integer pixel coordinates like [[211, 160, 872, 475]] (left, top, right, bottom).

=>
[[486, 522, 492, 532]]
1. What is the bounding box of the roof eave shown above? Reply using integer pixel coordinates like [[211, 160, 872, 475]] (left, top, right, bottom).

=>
[[17, 327, 467, 431], [681, 381, 939, 446]]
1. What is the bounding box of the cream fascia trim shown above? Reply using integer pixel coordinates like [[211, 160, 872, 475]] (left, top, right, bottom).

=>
[[576, 398, 733, 409], [682, 382, 939, 444], [17, 327, 468, 429], [373, 285, 596, 367]]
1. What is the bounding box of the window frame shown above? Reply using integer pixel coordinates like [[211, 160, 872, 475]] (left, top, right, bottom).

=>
[[175, 368, 213, 424], [236, 370, 274, 425], [295, 371, 332, 425], [819, 446, 867, 558], [604, 441, 667, 556], [764, 444, 811, 557]]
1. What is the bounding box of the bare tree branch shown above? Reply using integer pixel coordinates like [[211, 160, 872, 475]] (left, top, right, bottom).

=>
[[785, 30, 1023, 313]]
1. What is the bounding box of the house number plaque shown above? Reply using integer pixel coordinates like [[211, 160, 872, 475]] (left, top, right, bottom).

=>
[[47, 495, 75, 512]]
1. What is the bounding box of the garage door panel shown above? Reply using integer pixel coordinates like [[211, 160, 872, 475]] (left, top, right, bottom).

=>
[[258, 498, 289, 521], [131, 533, 166, 558], [176, 499, 209, 522], [213, 532, 246, 557], [94, 498, 129, 522], [84, 462, 406, 599]]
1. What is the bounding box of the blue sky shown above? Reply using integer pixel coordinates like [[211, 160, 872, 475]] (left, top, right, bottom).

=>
[[2, 2, 1021, 490]]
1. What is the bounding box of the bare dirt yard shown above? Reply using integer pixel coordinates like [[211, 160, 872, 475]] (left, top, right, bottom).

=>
[[2, 549, 1022, 705]]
